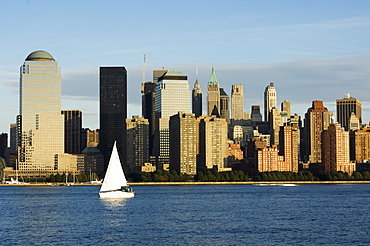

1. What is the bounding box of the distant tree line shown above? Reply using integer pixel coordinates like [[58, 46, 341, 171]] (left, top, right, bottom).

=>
[[254, 171, 316, 181], [129, 170, 249, 182], [253, 171, 370, 181], [196, 170, 248, 182], [129, 170, 370, 182], [15, 170, 370, 183], [129, 170, 193, 182]]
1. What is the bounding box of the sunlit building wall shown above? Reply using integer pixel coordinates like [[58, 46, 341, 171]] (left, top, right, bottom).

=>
[[18, 50, 76, 172]]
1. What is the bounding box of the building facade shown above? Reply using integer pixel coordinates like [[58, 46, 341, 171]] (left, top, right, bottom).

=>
[[207, 67, 220, 116], [126, 116, 150, 173], [281, 100, 291, 118], [18, 50, 77, 175], [303, 100, 332, 164], [169, 112, 197, 175], [61, 110, 82, 154], [264, 82, 277, 122], [321, 123, 355, 174], [231, 84, 244, 120], [141, 81, 156, 155], [198, 115, 228, 171], [192, 78, 202, 118], [219, 88, 230, 123], [336, 94, 362, 131], [99, 67, 127, 170], [153, 71, 191, 169]]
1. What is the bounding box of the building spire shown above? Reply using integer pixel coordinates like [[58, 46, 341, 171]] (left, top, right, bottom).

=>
[[208, 66, 219, 85]]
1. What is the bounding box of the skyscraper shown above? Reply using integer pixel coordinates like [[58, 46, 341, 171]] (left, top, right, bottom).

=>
[[231, 84, 244, 120], [336, 93, 362, 131], [251, 105, 262, 122], [126, 116, 149, 173], [199, 115, 228, 171], [169, 112, 197, 175], [18, 50, 76, 173], [192, 78, 202, 118], [322, 123, 355, 174], [207, 66, 220, 116], [219, 88, 230, 123], [281, 100, 291, 118], [153, 71, 191, 169], [264, 82, 277, 122], [303, 100, 332, 164], [141, 81, 156, 155], [279, 125, 299, 172], [99, 67, 127, 169], [61, 110, 82, 154]]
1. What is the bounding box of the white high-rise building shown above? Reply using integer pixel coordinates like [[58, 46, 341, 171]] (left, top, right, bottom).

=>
[[154, 71, 191, 169], [264, 82, 277, 122], [231, 84, 244, 120], [18, 50, 77, 173]]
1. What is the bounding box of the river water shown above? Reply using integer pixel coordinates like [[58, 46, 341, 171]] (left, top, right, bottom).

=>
[[0, 184, 369, 245]]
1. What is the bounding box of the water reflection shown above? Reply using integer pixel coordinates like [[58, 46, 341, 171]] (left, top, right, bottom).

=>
[[100, 198, 127, 209]]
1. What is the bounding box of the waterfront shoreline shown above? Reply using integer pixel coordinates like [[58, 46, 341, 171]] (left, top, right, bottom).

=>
[[2, 180, 370, 186]]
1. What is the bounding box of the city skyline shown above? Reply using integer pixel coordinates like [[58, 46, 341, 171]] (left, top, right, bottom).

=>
[[2, 1, 370, 134]]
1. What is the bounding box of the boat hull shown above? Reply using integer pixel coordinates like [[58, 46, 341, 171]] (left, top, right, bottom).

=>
[[99, 190, 135, 199]]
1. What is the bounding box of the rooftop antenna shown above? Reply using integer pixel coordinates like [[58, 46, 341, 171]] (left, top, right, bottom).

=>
[[141, 55, 146, 95], [142, 54, 146, 84]]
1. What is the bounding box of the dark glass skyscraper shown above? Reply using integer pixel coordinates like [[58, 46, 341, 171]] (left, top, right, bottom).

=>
[[99, 67, 127, 170], [141, 81, 156, 155], [192, 78, 202, 118]]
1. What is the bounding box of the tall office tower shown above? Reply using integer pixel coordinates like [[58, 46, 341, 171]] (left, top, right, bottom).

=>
[[192, 78, 202, 118], [251, 105, 262, 122], [153, 71, 191, 169], [199, 115, 228, 171], [219, 88, 230, 123], [141, 81, 156, 155], [169, 112, 197, 175], [126, 116, 149, 174], [336, 93, 362, 130], [279, 125, 299, 172], [207, 66, 220, 116], [281, 100, 291, 117], [264, 82, 277, 122], [303, 100, 332, 164], [61, 110, 82, 154], [8, 124, 17, 168], [18, 50, 76, 173], [0, 133, 7, 159], [322, 123, 355, 174], [99, 67, 127, 170], [231, 85, 244, 120]]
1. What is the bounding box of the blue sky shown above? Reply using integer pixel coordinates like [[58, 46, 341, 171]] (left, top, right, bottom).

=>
[[1, 0, 370, 134]]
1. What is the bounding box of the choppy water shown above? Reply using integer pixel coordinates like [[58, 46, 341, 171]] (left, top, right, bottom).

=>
[[0, 184, 369, 245]]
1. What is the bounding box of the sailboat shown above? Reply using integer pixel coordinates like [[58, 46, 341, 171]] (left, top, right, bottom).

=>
[[99, 141, 135, 199]]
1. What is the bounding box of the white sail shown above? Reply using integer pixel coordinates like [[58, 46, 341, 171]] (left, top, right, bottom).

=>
[[100, 142, 127, 192]]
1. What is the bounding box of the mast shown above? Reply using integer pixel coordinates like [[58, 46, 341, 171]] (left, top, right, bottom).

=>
[[141, 54, 147, 95]]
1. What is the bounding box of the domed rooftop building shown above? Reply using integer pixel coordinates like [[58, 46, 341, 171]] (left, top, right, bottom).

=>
[[81, 147, 102, 155], [25, 50, 55, 61], [79, 147, 104, 174]]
